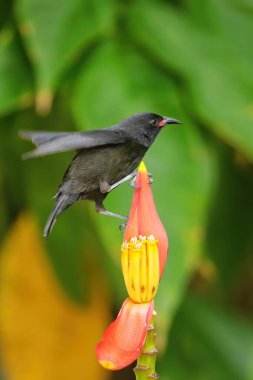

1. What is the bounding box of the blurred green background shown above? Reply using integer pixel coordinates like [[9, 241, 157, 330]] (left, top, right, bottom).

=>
[[0, 0, 253, 379]]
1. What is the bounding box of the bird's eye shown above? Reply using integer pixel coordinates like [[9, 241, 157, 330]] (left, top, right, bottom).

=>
[[150, 119, 157, 126]]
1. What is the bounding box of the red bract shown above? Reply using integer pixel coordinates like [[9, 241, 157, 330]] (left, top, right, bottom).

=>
[[96, 298, 154, 370], [124, 162, 168, 277], [97, 162, 168, 371]]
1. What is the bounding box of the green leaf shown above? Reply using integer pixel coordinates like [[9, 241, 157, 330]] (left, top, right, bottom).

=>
[[159, 295, 253, 380], [0, 0, 13, 29], [0, 28, 33, 116], [205, 142, 253, 290], [128, 0, 253, 160], [16, 0, 115, 101], [72, 40, 215, 339]]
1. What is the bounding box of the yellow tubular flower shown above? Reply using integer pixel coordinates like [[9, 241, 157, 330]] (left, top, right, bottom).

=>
[[121, 235, 160, 303]]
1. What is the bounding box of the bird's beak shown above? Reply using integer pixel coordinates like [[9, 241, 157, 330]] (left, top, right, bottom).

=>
[[158, 116, 181, 127], [163, 116, 181, 125]]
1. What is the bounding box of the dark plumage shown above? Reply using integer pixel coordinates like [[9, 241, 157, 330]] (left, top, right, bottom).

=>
[[20, 112, 180, 238]]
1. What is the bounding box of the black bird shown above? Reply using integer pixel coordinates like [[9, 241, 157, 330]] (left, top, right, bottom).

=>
[[20, 112, 180, 238]]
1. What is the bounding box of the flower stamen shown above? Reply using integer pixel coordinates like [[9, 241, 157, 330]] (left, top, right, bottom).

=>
[[121, 236, 159, 303]]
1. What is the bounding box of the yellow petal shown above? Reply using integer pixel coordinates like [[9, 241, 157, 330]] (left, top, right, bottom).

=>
[[147, 238, 159, 300], [128, 246, 141, 303], [140, 240, 148, 302], [121, 237, 159, 303]]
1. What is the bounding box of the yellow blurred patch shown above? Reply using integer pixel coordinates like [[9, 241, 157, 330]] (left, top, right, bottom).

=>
[[0, 212, 110, 380], [99, 360, 116, 370]]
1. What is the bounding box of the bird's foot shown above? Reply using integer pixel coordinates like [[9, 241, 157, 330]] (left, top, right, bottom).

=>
[[119, 221, 127, 232], [148, 172, 154, 184], [129, 175, 140, 189], [129, 172, 153, 188]]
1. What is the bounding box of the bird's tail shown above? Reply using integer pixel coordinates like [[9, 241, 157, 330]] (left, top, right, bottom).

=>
[[44, 193, 78, 239]]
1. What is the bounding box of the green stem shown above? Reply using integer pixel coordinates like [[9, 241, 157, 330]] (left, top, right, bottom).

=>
[[134, 310, 159, 380]]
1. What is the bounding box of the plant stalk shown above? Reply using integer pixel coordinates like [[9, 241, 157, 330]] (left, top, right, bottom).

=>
[[134, 310, 158, 380]]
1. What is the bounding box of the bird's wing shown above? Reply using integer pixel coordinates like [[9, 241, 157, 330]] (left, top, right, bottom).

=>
[[19, 129, 128, 159]]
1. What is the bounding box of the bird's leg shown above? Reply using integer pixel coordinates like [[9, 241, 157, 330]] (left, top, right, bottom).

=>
[[95, 200, 128, 221], [110, 172, 137, 191], [99, 172, 137, 194], [99, 181, 111, 193]]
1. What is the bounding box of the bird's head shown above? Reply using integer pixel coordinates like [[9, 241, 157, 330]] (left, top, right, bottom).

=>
[[142, 112, 181, 128], [119, 112, 181, 145], [123, 112, 181, 129]]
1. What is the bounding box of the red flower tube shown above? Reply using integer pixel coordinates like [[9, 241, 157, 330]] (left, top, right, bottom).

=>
[[96, 298, 154, 370], [124, 161, 168, 277]]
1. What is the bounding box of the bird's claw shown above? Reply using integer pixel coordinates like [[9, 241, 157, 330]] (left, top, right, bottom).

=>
[[129, 172, 153, 188], [148, 172, 153, 185], [119, 221, 127, 231], [129, 176, 141, 189]]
